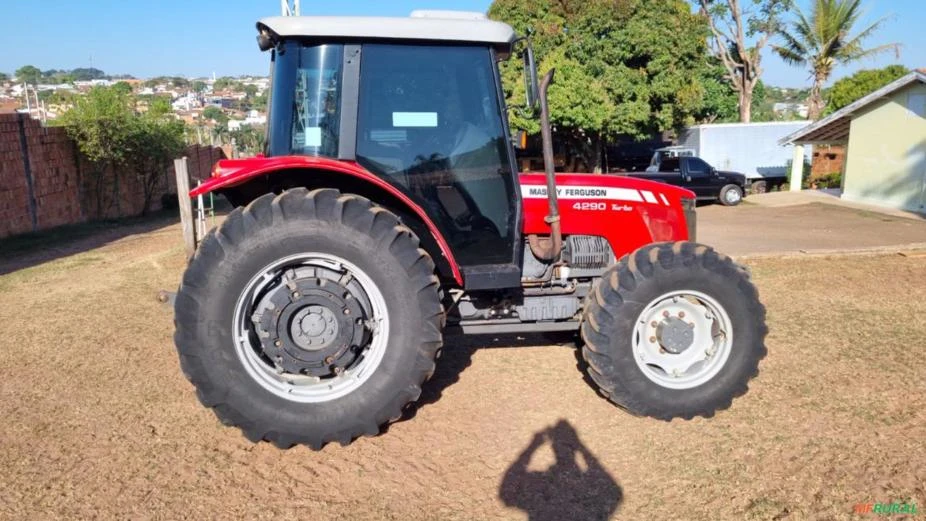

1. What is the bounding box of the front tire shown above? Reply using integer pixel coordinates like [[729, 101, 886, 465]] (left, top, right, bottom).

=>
[[580, 242, 767, 420], [174, 188, 443, 449]]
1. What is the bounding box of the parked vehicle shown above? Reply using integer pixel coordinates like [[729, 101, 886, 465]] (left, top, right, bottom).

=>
[[172, 10, 768, 449], [663, 122, 813, 193], [626, 156, 748, 206], [645, 146, 696, 171]]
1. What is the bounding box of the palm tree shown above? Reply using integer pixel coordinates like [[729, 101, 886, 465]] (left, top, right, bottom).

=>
[[773, 0, 899, 119]]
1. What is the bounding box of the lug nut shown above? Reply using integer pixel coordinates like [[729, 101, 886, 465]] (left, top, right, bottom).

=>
[[292, 292, 301, 299], [678, 311, 686, 318], [662, 311, 670, 318], [325, 356, 335, 364], [650, 321, 658, 328], [343, 308, 351, 315], [649, 336, 657, 343], [274, 340, 282, 347]]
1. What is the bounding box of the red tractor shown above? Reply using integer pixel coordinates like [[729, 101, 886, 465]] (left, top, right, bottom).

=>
[[174, 10, 766, 449]]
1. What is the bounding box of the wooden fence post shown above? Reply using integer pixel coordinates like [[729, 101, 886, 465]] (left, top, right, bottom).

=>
[[174, 157, 196, 257]]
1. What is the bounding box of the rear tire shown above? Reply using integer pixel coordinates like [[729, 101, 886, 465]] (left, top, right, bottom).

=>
[[719, 184, 744, 206], [580, 242, 767, 420], [751, 180, 767, 194], [174, 188, 443, 449]]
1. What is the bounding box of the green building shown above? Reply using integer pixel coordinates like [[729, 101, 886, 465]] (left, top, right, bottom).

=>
[[782, 70, 926, 214]]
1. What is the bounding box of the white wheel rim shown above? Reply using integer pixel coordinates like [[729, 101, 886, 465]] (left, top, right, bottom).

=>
[[232, 253, 389, 403], [725, 189, 741, 203], [632, 290, 733, 390]]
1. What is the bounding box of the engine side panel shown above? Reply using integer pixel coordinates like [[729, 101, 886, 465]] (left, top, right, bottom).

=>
[[519, 173, 694, 258]]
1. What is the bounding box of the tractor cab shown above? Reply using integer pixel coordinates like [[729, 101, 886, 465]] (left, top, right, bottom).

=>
[[259, 11, 524, 286]]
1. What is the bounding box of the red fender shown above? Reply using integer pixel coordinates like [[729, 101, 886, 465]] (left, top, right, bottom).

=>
[[190, 155, 464, 285]]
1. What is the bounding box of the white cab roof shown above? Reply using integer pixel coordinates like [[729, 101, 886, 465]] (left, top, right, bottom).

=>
[[257, 11, 517, 50]]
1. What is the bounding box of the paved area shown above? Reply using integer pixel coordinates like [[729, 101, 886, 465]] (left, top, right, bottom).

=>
[[698, 195, 926, 257], [748, 189, 925, 220]]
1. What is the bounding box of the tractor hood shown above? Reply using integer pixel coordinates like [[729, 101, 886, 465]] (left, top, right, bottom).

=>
[[520, 172, 695, 250]]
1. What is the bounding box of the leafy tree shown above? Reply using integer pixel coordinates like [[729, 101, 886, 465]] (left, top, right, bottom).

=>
[[697, 0, 791, 123], [693, 62, 740, 123], [230, 125, 266, 156], [148, 95, 173, 117], [243, 84, 259, 98], [16, 65, 42, 85], [57, 85, 186, 216], [251, 93, 269, 112], [489, 0, 715, 172], [213, 77, 236, 91], [773, 0, 900, 119], [57, 86, 136, 217], [192, 80, 207, 93], [0, 72, 8, 82], [170, 76, 190, 88], [112, 81, 134, 95], [71, 68, 106, 81], [822, 64, 908, 115], [58, 86, 135, 165], [202, 106, 229, 126], [124, 113, 186, 214]]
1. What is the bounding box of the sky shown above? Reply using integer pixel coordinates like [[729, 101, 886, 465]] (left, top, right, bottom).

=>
[[0, 0, 922, 88]]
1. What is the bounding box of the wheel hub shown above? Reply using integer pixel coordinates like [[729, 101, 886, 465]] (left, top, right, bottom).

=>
[[291, 305, 339, 350], [252, 267, 369, 376], [632, 291, 734, 390], [655, 317, 694, 354]]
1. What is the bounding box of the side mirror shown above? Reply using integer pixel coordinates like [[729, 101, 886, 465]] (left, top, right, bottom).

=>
[[523, 43, 540, 110], [512, 130, 528, 150]]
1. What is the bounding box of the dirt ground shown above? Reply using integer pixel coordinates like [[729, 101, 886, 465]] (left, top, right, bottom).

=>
[[1, 217, 925, 520], [699, 202, 926, 256]]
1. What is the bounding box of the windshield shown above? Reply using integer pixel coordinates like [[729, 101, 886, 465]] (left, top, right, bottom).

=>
[[266, 42, 344, 157]]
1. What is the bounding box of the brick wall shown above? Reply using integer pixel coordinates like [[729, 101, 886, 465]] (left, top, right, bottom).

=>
[[811, 144, 846, 179], [0, 115, 33, 238], [0, 113, 225, 239]]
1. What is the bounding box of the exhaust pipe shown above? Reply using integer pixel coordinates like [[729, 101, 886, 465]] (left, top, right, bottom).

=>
[[528, 69, 563, 261]]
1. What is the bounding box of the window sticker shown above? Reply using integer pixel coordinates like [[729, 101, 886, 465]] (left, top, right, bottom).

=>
[[305, 127, 323, 147], [393, 112, 439, 128], [370, 130, 408, 143]]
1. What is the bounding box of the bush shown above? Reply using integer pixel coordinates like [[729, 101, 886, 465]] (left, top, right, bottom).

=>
[[815, 172, 842, 189]]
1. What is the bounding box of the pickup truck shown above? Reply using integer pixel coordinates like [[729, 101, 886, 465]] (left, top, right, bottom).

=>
[[623, 156, 748, 206]]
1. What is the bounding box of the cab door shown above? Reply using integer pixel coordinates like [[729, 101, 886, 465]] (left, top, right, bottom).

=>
[[353, 44, 522, 289], [682, 157, 717, 199]]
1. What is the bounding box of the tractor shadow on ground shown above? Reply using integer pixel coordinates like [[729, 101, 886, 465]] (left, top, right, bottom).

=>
[[499, 419, 623, 521], [398, 331, 579, 423]]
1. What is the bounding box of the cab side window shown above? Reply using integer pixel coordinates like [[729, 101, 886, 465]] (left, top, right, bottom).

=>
[[660, 158, 680, 173], [686, 158, 711, 177]]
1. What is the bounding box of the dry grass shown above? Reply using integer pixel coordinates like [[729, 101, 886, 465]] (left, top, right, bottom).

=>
[[0, 220, 924, 520]]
